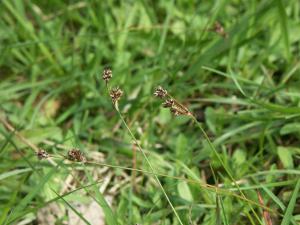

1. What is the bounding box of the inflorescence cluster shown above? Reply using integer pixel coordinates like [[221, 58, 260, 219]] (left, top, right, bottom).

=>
[[154, 86, 191, 116]]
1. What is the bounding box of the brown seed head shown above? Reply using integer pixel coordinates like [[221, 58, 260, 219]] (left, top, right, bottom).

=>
[[169, 107, 188, 116], [37, 149, 49, 160], [168, 101, 191, 116], [103, 68, 112, 83], [170, 107, 180, 116], [68, 149, 85, 162], [110, 87, 123, 104], [154, 86, 167, 98], [162, 99, 174, 108], [174, 106, 191, 116], [213, 21, 227, 38]]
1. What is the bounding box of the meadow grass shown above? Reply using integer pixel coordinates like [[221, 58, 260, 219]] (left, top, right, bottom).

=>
[[0, 0, 300, 224]]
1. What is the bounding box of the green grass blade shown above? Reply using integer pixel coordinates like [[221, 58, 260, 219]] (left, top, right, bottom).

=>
[[281, 179, 300, 225], [0, 168, 32, 181], [157, 0, 174, 54], [51, 188, 91, 225], [275, 0, 291, 60], [228, 67, 247, 97], [83, 165, 118, 225], [7, 162, 61, 223], [6, 180, 104, 224], [0, 174, 28, 225]]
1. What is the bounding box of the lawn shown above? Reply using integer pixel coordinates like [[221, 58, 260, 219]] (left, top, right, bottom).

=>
[[0, 0, 300, 224]]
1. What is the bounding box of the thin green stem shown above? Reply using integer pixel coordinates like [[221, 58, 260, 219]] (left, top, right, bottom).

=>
[[115, 109, 184, 225], [190, 115, 263, 225], [105, 85, 183, 224], [82, 160, 274, 213], [160, 92, 263, 224]]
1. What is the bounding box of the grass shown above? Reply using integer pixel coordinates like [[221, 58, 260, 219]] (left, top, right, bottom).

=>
[[0, 0, 300, 224]]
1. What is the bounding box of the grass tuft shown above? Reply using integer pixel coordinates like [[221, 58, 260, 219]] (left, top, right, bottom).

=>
[[1, 1, 299, 224]]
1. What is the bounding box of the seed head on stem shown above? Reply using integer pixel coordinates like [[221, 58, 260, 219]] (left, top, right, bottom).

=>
[[102, 67, 112, 83], [162, 99, 174, 108], [161, 97, 192, 117], [212, 21, 228, 38], [37, 148, 49, 160], [110, 87, 123, 106], [154, 86, 167, 98], [68, 149, 86, 162]]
